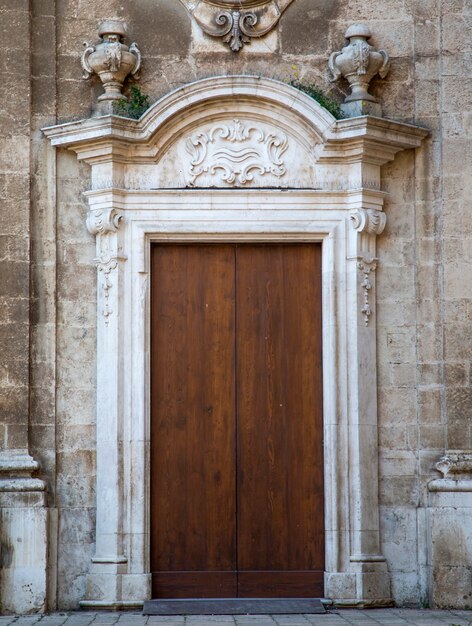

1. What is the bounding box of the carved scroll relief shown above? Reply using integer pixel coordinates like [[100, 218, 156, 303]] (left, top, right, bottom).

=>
[[186, 119, 289, 187], [179, 0, 295, 52]]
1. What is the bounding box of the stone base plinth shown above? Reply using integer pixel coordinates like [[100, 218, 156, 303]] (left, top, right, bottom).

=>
[[82, 570, 151, 609], [429, 476, 472, 608], [0, 471, 48, 614], [342, 100, 383, 118], [325, 560, 392, 607]]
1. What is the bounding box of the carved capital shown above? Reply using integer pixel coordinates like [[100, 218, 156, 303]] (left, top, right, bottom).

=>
[[179, 0, 295, 52], [87, 208, 123, 236], [350, 209, 386, 235], [435, 452, 472, 479], [357, 255, 378, 326]]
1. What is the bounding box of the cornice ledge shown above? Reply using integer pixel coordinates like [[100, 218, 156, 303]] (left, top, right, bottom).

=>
[[326, 115, 430, 148], [42, 114, 141, 149], [317, 116, 429, 166], [429, 479, 472, 493]]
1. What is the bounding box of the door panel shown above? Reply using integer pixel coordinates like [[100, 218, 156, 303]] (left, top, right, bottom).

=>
[[235, 245, 324, 597], [237, 571, 324, 598], [150, 245, 237, 598], [150, 243, 324, 599]]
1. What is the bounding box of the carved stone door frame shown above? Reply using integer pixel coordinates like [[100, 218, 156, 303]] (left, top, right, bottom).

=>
[[44, 75, 428, 609]]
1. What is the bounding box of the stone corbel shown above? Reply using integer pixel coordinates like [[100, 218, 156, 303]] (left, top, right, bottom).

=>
[[350, 208, 386, 236], [179, 0, 295, 52], [86, 207, 123, 236]]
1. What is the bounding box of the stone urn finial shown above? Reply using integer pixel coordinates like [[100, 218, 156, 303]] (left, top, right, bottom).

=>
[[328, 23, 390, 117], [81, 20, 142, 102]]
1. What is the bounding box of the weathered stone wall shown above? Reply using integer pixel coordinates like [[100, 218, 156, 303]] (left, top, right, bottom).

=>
[[2, 0, 470, 611], [1, 0, 31, 464]]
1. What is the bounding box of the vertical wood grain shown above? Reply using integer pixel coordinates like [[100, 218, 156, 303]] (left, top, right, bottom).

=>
[[150, 243, 324, 599], [236, 244, 324, 596], [150, 244, 237, 597]]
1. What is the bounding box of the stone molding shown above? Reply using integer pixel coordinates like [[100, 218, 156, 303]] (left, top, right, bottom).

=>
[[178, 0, 295, 51], [0, 452, 40, 475], [43, 75, 428, 609]]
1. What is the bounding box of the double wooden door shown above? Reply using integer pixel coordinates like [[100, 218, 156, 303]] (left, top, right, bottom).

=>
[[150, 243, 324, 599]]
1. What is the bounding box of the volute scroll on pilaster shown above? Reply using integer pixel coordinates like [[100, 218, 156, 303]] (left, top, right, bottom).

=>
[[86, 208, 123, 236], [350, 208, 386, 236]]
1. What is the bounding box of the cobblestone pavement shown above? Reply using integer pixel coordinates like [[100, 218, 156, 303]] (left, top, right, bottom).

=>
[[1, 610, 472, 626]]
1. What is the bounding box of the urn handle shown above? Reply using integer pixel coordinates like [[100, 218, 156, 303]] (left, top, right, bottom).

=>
[[328, 51, 342, 82], [378, 49, 390, 79], [129, 42, 142, 78], [81, 42, 95, 79]]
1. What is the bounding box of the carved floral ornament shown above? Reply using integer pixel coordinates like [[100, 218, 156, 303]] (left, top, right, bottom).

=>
[[178, 0, 295, 51]]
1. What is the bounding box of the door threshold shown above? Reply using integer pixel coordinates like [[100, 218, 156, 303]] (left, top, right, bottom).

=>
[[142, 598, 326, 615]]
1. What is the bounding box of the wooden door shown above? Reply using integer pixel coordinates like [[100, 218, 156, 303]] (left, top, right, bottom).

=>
[[150, 243, 324, 599]]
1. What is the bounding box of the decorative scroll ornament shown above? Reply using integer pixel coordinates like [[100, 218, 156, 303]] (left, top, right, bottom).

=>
[[435, 452, 472, 479], [178, 0, 295, 52], [328, 23, 389, 110], [86, 208, 123, 236], [217, 10, 258, 52], [350, 208, 386, 235], [357, 255, 378, 326], [186, 119, 289, 187], [81, 20, 141, 102], [95, 254, 126, 325]]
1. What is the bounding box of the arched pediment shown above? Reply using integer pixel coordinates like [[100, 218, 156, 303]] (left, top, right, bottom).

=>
[[44, 75, 428, 191], [137, 77, 336, 188]]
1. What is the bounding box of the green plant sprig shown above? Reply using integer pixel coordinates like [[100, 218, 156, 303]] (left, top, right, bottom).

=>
[[290, 80, 345, 120], [113, 85, 150, 119]]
